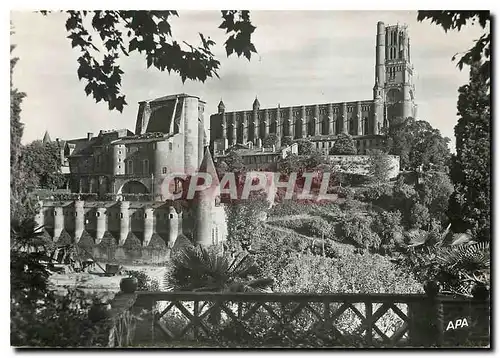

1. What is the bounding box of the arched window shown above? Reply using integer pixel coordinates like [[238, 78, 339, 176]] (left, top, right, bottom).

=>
[[127, 160, 133, 174], [143, 159, 149, 174]]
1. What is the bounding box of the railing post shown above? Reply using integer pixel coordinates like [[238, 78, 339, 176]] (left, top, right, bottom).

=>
[[194, 300, 200, 340], [365, 300, 373, 346], [432, 296, 444, 347], [426, 281, 443, 347], [471, 283, 490, 346], [151, 299, 155, 345]]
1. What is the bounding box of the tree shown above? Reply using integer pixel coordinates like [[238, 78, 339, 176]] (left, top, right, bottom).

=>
[[21, 141, 66, 190], [417, 11, 490, 82], [225, 191, 269, 251], [223, 149, 245, 173], [262, 133, 279, 148], [409, 202, 431, 230], [277, 153, 302, 176], [281, 136, 293, 147], [448, 62, 490, 241], [416, 171, 454, 225], [367, 149, 394, 184], [40, 10, 257, 112], [386, 117, 451, 171], [295, 138, 315, 156], [329, 133, 356, 155], [10, 29, 34, 221]]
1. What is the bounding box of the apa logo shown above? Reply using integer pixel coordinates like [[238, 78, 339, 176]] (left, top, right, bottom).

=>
[[446, 318, 469, 331]]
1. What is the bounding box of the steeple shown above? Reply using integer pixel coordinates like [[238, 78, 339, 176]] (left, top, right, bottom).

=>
[[253, 96, 260, 110], [193, 148, 220, 247], [218, 99, 225, 114], [42, 130, 51, 144]]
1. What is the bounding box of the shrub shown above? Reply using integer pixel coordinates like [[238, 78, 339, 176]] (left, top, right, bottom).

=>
[[338, 213, 381, 250], [371, 211, 404, 252], [336, 186, 355, 200], [301, 217, 334, 240], [409, 202, 431, 229], [11, 288, 110, 347], [125, 270, 160, 291]]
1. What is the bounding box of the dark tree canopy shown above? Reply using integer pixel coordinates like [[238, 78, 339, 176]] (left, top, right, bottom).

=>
[[295, 138, 315, 156], [417, 11, 490, 81], [21, 141, 67, 190], [281, 136, 293, 148], [11, 29, 32, 220], [263, 133, 279, 148], [223, 149, 245, 173], [448, 62, 490, 241], [386, 117, 451, 171], [40, 10, 257, 112], [329, 133, 356, 155]]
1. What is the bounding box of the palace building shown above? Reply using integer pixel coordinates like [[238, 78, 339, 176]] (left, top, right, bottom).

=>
[[209, 21, 418, 155], [39, 94, 228, 258]]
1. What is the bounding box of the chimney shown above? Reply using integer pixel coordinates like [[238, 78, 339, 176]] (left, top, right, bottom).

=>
[[87, 132, 93, 140]]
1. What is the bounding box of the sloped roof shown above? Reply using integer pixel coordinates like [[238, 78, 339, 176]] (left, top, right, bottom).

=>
[[42, 131, 51, 143], [198, 148, 220, 188]]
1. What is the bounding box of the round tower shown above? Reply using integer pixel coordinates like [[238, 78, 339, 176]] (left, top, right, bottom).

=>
[[53, 206, 64, 241], [143, 207, 154, 247], [96, 207, 107, 244], [375, 21, 386, 92], [35, 200, 44, 230], [194, 148, 219, 247], [74, 200, 85, 242], [301, 106, 307, 138], [252, 97, 259, 142], [119, 201, 130, 245], [168, 206, 179, 248]]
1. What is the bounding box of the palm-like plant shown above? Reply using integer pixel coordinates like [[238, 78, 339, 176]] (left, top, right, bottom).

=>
[[165, 245, 273, 293], [401, 224, 490, 297]]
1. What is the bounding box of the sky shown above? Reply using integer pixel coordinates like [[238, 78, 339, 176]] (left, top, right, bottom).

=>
[[10, 10, 486, 152]]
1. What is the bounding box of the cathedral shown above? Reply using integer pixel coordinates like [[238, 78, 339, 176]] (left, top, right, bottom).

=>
[[210, 21, 417, 155]]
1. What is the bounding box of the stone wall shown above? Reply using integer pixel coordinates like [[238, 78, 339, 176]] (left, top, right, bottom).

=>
[[326, 154, 400, 179]]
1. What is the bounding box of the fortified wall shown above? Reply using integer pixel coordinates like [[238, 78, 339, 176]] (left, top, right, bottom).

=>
[[36, 199, 228, 264]]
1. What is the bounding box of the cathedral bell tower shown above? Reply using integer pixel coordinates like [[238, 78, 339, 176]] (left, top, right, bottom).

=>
[[374, 22, 417, 132], [383, 23, 416, 122]]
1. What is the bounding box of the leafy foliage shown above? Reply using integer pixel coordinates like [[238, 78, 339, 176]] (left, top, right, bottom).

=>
[[20, 140, 67, 190], [294, 138, 315, 155], [338, 213, 380, 250], [416, 171, 454, 224], [281, 136, 293, 147], [417, 11, 490, 81], [263, 133, 279, 148], [222, 149, 245, 173], [395, 229, 490, 297], [329, 133, 356, 155], [125, 270, 160, 291], [367, 149, 394, 183], [225, 191, 268, 251], [42, 10, 257, 112], [10, 219, 110, 347], [166, 245, 273, 292], [10, 30, 34, 221], [385, 117, 451, 171], [448, 62, 490, 241]]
